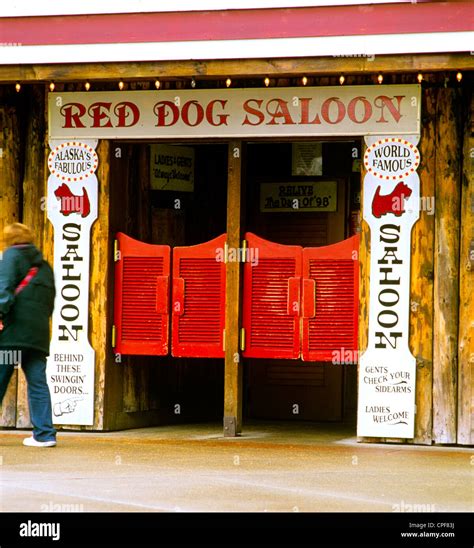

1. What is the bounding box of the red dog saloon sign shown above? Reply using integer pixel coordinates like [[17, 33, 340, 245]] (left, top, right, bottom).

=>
[[46, 140, 98, 426], [48, 85, 421, 139], [357, 136, 420, 439]]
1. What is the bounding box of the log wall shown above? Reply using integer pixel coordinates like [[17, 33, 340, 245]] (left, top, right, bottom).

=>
[[433, 87, 462, 444], [408, 85, 436, 445], [457, 89, 474, 445], [0, 88, 21, 427]]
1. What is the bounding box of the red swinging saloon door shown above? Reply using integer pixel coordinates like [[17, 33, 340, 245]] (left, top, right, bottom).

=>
[[171, 234, 226, 358], [302, 235, 359, 362], [242, 233, 302, 359], [113, 232, 171, 355]]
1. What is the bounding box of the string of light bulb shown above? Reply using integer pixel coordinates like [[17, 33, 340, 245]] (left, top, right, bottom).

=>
[[10, 72, 467, 93]]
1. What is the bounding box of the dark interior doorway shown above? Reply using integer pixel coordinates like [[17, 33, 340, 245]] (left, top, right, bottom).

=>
[[242, 140, 361, 423], [110, 139, 361, 428], [111, 142, 228, 424]]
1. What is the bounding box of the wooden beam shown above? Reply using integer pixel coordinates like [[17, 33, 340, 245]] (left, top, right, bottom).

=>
[[0, 53, 472, 83], [408, 86, 436, 445], [0, 97, 21, 427], [433, 87, 462, 444], [17, 85, 46, 428], [457, 90, 474, 445], [223, 140, 244, 437]]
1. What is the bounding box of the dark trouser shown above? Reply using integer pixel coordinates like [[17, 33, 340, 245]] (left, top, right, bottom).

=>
[[0, 348, 56, 442]]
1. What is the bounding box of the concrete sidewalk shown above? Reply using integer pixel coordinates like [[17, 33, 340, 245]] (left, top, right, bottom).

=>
[[0, 421, 472, 512]]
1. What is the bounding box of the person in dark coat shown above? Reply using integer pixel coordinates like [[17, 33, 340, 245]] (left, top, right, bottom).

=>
[[0, 223, 57, 447]]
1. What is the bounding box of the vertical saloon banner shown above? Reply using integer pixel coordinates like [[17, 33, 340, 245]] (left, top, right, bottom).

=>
[[357, 135, 420, 439], [46, 140, 98, 426]]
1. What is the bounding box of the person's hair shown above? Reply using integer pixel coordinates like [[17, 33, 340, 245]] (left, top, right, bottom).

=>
[[3, 223, 34, 248]]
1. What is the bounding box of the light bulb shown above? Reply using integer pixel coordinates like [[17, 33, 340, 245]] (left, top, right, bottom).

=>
[[84, 82, 91, 91], [49, 82, 55, 92], [118, 81, 124, 90], [302, 76, 308, 86], [155, 80, 161, 89], [456, 72, 462, 82], [339, 75, 345, 85], [15, 82, 21, 92], [417, 73, 423, 83], [264, 77, 270, 87], [377, 74, 383, 84], [226, 78, 232, 88], [191, 78, 196, 88]]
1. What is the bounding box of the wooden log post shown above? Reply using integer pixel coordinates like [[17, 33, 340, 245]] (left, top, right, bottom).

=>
[[457, 90, 474, 445], [433, 86, 462, 444], [358, 142, 370, 361], [357, 141, 381, 443], [223, 140, 244, 437], [41, 84, 56, 266], [17, 86, 46, 429], [104, 142, 132, 430], [0, 98, 21, 427], [408, 86, 437, 445], [88, 139, 113, 431]]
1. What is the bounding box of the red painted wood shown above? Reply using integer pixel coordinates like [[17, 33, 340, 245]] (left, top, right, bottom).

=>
[[301, 235, 359, 363], [171, 234, 226, 358], [1, 3, 471, 46], [242, 232, 302, 360], [113, 232, 171, 356]]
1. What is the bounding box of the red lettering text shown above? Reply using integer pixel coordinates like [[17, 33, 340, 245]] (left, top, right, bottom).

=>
[[348, 96, 372, 124], [242, 99, 265, 126], [88, 102, 113, 128], [114, 101, 140, 127], [321, 97, 346, 125], [206, 100, 229, 126], [60, 103, 86, 128], [181, 100, 204, 127], [374, 95, 404, 123], [154, 101, 179, 127], [299, 98, 321, 125], [265, 99, 295, 125]]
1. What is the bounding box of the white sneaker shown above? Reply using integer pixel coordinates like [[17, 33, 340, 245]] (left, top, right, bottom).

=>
[[23, 437, 56, 448]]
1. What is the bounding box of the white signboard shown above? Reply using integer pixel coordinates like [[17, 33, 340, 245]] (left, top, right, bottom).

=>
[[48, 85, 421, 139], [260, 181, 337, 212], [150, 144, 194, 191], [357, 136, 420, 439], [46, 140, 98, 426]]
